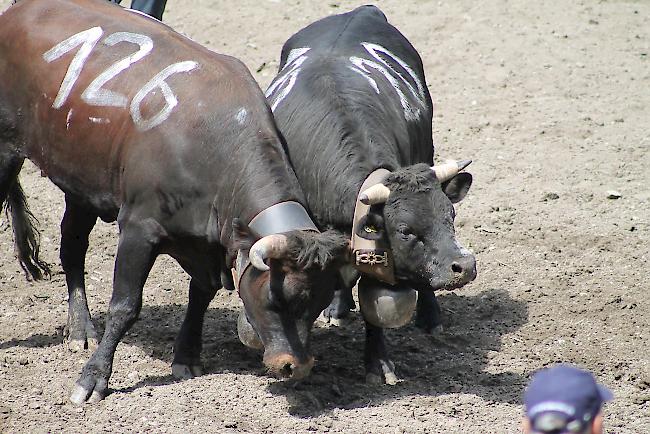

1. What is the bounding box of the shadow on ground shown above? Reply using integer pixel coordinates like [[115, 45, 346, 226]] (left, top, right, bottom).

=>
[[268, 288, 529, 415], [0, 287, 528, 415]]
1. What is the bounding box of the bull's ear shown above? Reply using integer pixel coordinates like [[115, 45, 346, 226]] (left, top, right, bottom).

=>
[[442, 172, 472, 203], [355, 212, 385, 240], [232, 218, 257, 251]]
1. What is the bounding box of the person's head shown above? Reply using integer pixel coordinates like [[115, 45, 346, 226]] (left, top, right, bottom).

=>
[[523, 364, 613, 434]]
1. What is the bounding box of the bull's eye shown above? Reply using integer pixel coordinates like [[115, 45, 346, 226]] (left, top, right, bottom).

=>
[[364, 225, 377, 233]]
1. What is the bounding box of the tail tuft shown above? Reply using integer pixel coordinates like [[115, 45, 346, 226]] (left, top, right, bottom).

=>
[[4, 181, 51, 280]]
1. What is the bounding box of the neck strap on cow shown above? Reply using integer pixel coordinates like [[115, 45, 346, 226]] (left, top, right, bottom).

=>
[[249, 201, 318, 235], [351, 169, 396, 285], [232, 201, 319, 291]]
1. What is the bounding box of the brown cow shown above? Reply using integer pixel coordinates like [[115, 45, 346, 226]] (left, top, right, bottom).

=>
[[0, 0, 347, 404]]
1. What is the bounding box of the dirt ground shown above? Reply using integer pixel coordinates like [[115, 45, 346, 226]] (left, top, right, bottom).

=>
[[1, 0, 648, 432]]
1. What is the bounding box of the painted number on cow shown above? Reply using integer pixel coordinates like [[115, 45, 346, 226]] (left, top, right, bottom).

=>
[[265, 47, 310, 112], [43, 27, 199, 131], [349, 43, 427, 121]]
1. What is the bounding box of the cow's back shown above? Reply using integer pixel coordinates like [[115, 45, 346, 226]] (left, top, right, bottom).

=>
[[0, 0, 276, 216], [268, 6, 434, 226]]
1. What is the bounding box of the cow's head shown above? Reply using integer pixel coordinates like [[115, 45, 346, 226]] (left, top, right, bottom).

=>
[[232, 221, 348, 380], [355, 161, 476, 291]]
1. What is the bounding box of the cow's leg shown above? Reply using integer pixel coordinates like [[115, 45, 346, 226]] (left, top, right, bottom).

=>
[[321, 286, 355, 325], [60, 196, 99, 352], [130, 0, 167, 20], [70, 219, 159, 404], [321, 267, 358, 325], [414, 291, 443, 333], [364, 321, 399, 385], [171, 277, 218, 379]]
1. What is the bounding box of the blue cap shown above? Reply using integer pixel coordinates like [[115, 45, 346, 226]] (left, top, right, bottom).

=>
[[524, 365, 613, 433]]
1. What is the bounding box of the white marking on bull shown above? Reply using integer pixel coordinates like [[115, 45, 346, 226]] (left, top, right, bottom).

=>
[[283, 47, 310, 70], [348, 42, 427, 121], [265, 47, 310, 112], [236, 107, 248, 125], [82, 32, 154, 107], [44, 28, 200, 131], [130, 61, 199, 131], [348, 65, 380, 94], [66, 109, 73, 130], [362, 42, 426, 102], [88, 117, 111, 124], [350, 64, 381, 95], [43, 27, 104, 109]]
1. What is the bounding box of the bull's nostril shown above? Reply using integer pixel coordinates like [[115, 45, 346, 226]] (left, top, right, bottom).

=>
[[451, 262, 463, 274], [279, 363, 293, 378]]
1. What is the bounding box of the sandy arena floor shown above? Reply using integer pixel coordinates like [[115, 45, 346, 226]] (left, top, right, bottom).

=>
[[0, 0, 648, 432]]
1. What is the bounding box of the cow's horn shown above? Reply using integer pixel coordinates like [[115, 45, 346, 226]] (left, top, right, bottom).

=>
[[431, 159, 472, 183], [249, 234, 289, 271], [359, 184, 391, 205]]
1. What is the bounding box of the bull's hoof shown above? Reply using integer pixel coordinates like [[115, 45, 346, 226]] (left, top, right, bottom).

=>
[[365, 359, 400, 385], [366, 371, 399, 385], [171, 363, 202, 379], [320, 289, 355, 327], [415, 321, 444, 335], [65, 322, 99, 353], [69, 384, 104, 405]]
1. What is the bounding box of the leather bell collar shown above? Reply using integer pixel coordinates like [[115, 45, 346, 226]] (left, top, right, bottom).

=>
[[351, 169, 396, 285], [232, 201, 318, 291]]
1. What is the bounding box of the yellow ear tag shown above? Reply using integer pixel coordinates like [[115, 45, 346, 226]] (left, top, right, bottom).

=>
[[364, 225, 377, 233]]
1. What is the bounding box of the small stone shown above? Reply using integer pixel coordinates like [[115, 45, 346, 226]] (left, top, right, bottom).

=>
[[541, 192, 560, 201], [18, 356, 29, 365], [127, 371, 139, 381], [28, 402, 41, 410], [606, 190, 622, 199]]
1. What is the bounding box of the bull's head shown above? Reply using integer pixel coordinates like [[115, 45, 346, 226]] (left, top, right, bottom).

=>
[[355, 161, 476, 291], [232, 220, 348, 380]]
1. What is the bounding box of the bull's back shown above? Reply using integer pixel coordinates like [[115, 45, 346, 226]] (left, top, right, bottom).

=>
[[0, 0, 262, 213]]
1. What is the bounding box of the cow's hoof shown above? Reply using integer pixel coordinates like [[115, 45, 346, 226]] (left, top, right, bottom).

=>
[[320, 309, 351, 327], [70, 384, 104, 405], [171, 363, 202, 379], [321, 295, 354, 327], [415, 321, 444, 335], [414, 311, 442, 334], [65, 323, 99, 352], [366, 359, 400, 385], [366, 371, 399, 385]]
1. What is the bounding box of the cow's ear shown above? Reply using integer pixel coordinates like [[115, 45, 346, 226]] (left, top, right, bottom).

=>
[[232, 218, 257, 251], [442, 172, 472, 203], [355, 211, 385, 240]]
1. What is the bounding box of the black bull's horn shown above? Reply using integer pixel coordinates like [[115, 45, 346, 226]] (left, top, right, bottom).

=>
[[249, 234, 289, 271], [358, 159, 472, 205]]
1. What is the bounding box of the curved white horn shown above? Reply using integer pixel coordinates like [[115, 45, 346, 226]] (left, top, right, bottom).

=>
[[359, 183, 391, 205], [249, 234, 289, 271], [431, 159, 472, 183]]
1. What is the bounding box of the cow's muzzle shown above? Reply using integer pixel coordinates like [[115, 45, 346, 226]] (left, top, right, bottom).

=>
[[264, 353, 315, 380]]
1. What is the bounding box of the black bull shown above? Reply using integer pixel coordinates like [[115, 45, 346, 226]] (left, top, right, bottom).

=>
[[267, 5, 477, 383], [0, 0, 348, 404]]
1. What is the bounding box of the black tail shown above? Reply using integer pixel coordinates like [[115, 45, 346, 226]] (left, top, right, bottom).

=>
[[2, 179, 50, 280]]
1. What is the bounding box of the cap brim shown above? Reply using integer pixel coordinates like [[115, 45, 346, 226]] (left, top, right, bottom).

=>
[[598, 384, 613, 401]]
